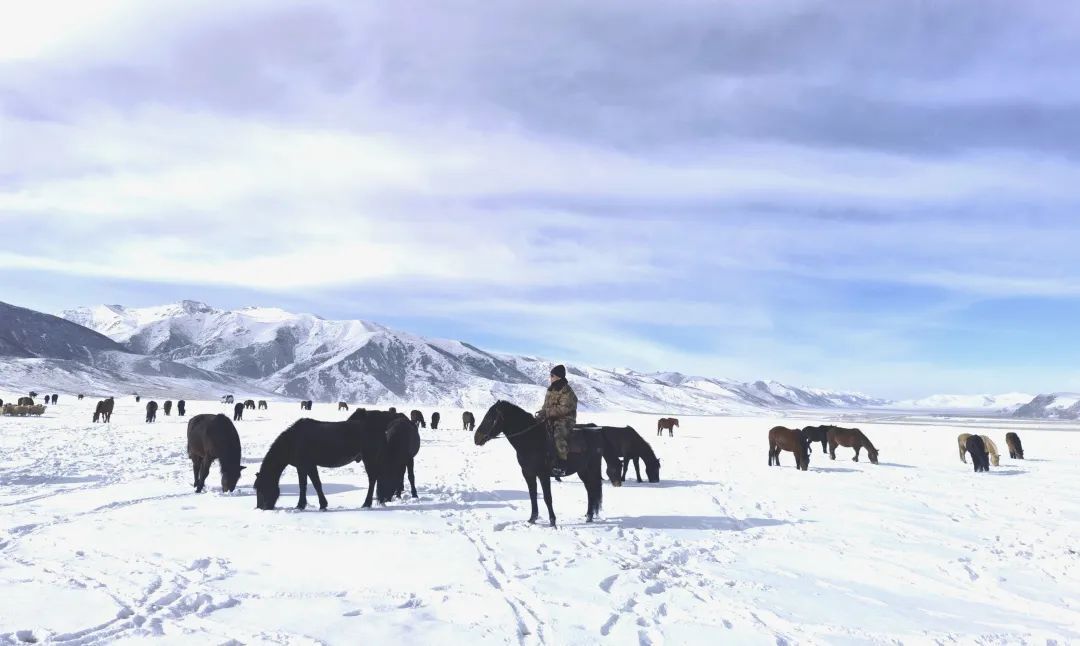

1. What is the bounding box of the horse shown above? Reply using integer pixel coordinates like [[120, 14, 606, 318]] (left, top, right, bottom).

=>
[[222, 395, 234, 404], [177, 400, 186, 416], [768, 426, 810, 470], [163, 400, 172, 416], [827, 427, 879, 464], [233, 402, 244, 421], [957, 433, 972, 463], [410, 410, 426, 429], [1006, 432, 1024, 459], [431, 412, 441, 430], [375, 417, 421, 504], [473, 401, 612, 526], [145, 400, 158, 423], [50, 394, 58, 405], [254, 410, 400, 510], [300, 400, 313, 411], [17, 396, 34, 406], [801, 425, 834, 453], [980, 435, 1001, 467], [589, 424, 658, 483], [966, 435, 990, 472], [244, 399, 256, 410], [135, 395, 141, 403], [258, 400, 268, 410], [93, 398, 114, 423], [186, 414, 245, 493], [657, 417, 679, 437], [462, 411, 475, 432], [78, 394, 84, 400], [338, 402, 349, 411]]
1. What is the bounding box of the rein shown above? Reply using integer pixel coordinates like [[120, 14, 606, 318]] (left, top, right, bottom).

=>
[[489, 408, 547, 441]]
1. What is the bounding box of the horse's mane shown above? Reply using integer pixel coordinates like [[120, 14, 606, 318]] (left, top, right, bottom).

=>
[[630, 427, 659, 465], [260, 421, 302, 474], [494, 400, 533, 421]]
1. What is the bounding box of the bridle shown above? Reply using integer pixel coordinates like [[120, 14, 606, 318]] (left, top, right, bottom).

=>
[[484, 407, 547, 442]]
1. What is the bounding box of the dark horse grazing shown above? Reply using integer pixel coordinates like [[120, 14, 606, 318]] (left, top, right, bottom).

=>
[[93, 398, 114, 423], [258, 400, 268, 410], [187, 414, 245, 493], [300, 400, 313, 411], [410, 410, 426, 429], [588, 424, 659, 483], [1006, 432, 1024, 459], [462, 411, 475, 432], [254, 410, 400, 510], [233, 402, 244, 422], [376, 417, 421, 504], [431, 412, 441, 430], [338, 402, 349, 411], [801, 425, 834, 453], [768, 426, 810, 470], [51, 394, 58, 405], [177, 400, 186, 416], [657, 417, 679, 437], [145, 400, 158, 423], [163, 400, 172, 416], [966, 434, 990, 472], [474, 401, 612, 526], [827, 427, 879, 464], [244, 399, 256, 410]]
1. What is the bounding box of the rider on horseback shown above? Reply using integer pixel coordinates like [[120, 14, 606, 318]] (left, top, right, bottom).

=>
[[535, 364, 578, 477]]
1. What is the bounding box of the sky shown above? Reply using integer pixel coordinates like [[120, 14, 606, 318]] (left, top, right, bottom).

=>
[[2, 0, 1080, 400]]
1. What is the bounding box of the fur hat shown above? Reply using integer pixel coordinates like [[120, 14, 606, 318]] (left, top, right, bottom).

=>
[[550, 364, 567, 379]]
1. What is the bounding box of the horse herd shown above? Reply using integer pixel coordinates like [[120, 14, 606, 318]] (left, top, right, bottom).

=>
[[0, 393, 58, 417]]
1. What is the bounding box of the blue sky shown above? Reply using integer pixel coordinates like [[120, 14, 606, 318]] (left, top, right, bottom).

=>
[[2, 1, 1080, 399]]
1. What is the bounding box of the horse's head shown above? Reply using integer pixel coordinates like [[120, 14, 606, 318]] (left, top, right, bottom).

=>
[[474, 402, 510, 446], [646, 459, 661, 483], [222, 465, 246, 493], [606, 457, 623, 487], [254, 471, 279, 509], [867, 446, 879, 464]]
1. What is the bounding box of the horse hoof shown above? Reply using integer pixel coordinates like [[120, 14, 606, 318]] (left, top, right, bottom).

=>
[[528, 517, 538, 525], [586, 516, 594, 523]]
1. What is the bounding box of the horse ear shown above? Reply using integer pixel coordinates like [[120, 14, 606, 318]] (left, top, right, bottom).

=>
[[240, 466, 247, 471]]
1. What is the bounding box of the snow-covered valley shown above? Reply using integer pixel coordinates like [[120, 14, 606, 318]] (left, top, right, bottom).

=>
[[1, 394, 1077, 644]]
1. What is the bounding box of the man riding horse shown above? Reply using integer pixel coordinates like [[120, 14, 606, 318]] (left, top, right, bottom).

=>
[[535, 364, 578, 478]]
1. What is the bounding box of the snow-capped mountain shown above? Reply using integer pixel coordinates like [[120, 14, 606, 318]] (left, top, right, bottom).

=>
[[889, 392, 1034, 413], [60, 300, 890, 413], [1012, 393, 1080, 419], [0, 301, 273, 398]]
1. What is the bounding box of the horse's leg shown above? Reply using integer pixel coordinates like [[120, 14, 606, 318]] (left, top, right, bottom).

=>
[[523, 467, 539, 524], [621, 458, 630, 481], [191, 457, 203, 492], [406, 458, 418, 498], [829, 440, 837, 460], [633, 457, 643, 483], [307, 466, 329, 510], [539, 474, 557, 528], [362, 461, 377, 508], [296, 466, 309, 510], [197, 458, 212, 493], [820, 440, 827, 453], [853, 446, 860, 462], [580, 459, 596, 523]]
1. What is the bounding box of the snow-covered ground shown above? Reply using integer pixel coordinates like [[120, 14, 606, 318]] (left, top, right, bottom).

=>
[[1, 395, 1078, 644]]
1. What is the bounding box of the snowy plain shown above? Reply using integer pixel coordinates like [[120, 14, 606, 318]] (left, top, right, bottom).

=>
[[1, 394, 1078, 645]]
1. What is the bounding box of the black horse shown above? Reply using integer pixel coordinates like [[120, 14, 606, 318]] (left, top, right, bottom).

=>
[[300, 400, 313, 411], [473, 401, 614, 526], [966, 435, 991, 472], [177, 400, 186, 416], [254, 410, 402, 510], [462, 411, 475, 432], [587, 424, 660, 483], [93, 398, 114, 423], [145, 400, 158, 423], [244, 399, 256, 410], [801, 425, 833, 453], [410, 410, 426, 429], [233, 402, 244, 422], [258, 400, 268, 410], [1006, 432, 1024, 460], [50, 394, 58, 405], [187, 414, 245, 493], [375, 416, 421, 503], [163, 400, 172, 416], [431, 412, 441, 430]]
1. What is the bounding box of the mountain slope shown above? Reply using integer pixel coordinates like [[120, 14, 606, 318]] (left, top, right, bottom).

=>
[[1012, 393, 1080, 419], [62, 301, 891, 413]]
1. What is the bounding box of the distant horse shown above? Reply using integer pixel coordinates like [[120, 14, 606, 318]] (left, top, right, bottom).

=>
[[474, 401, 614, 526], [258, 400, 268, 410], [244, 399, 256, 410], [163, 400, 172, 416], [177, 400, 186, 416], [187, 414, 245, 493], [1006, 432, 1024, 459], [966, 435, 990, 472], [827, 427, 879, 464], [222, 395, 234, 404], [590, 424, 659, 483], [768, 426, 810, 470], [145, 400, 158, 423], [254, 410, 400, 510], [801, 425, 834, 453], [78, 394, 84, 400], [462, 411, 475, 432], [657, 417, 679, 437], [410, 410, 426, 429], [50, 394, 58, 405], [93, 398, 114, 423], [980, 435, 1001, 467], [338, 402, 349, 411], [17, 397, 34, 406], [376, 417, 421, 504], [135, 395, 141, 403], [431, 412, 441, 430], [300, 400, 313, 411], [233, 402, 244, 422]]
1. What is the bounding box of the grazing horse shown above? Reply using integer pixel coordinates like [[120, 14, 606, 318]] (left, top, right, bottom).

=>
[[78, 394, 84, 400], [375, 417, 421, 504], [474, 401, 613, 526], [589, 424, 659, 483], [222, 395, 234, 404], [801, 425, 834, 453], [233, 402, 244, 421], [93, 398, 114, 423], [980, 435, 1001, 467], [187, 414, 245, 493], [177, 400, 186, 416], [431, 412, 441, 430], [768, 426, 810, 470], [145, 401, 158, 423], [338, 402, 349, 411], [163, 400, 172, 416], [244, 399, 256, 410], [1006, 432, 1024, 459], [258, 400, 268, 410], [254, 410, 400, 510], [50, 394, 58, 405], [827, 427, 879, 464], [657, 417, 679, 437], [410, 410, 426, 429], [300, 400, 313, 411], [462, 411, 475, 432], [966, 435, 990, 472], [957, 433, 973, 463]]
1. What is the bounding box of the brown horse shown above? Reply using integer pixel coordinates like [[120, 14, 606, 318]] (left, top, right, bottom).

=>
[[657, 417, 679, 437], [1006, 432, 1024, 459], [827, 427, 879, 464], [338, 402, 349, 411], [768, 426, 810, 470]]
